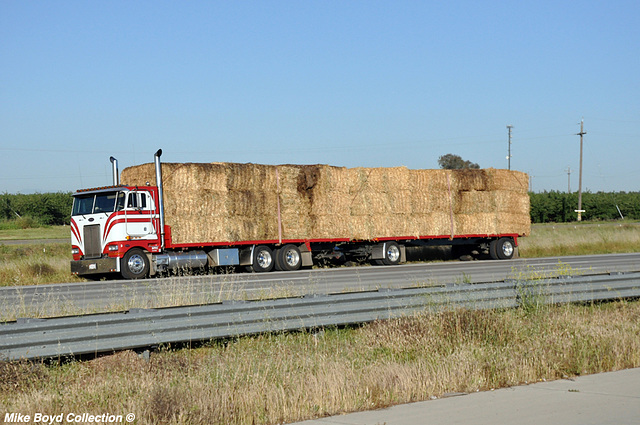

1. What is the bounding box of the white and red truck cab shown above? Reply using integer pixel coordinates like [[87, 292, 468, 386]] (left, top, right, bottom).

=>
[[70, 184, 163, 278]]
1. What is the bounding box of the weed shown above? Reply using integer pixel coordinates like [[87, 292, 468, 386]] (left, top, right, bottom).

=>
[[455, 273, 473, 284], [516, 280, 547, 313]]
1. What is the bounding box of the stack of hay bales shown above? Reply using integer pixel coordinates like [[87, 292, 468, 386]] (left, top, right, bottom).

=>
[[121, 162, 530, 244]]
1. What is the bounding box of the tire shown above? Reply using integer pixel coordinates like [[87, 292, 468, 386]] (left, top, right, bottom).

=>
[[496, 238, 515, 260], [121, 248, 150, 279], [250, 245, 275, 273], [489, 240, 500, 260], [382, 242, 402, 266], [276, 244, 302, 271]]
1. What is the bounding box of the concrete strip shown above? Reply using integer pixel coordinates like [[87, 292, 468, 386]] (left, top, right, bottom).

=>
[[291, 368, 640, 425]]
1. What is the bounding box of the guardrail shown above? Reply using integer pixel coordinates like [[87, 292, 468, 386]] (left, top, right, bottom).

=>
[[2, 272, 640, 361]]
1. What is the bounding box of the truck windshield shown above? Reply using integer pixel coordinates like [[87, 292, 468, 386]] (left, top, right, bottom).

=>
[[72, 192, 125, 216]]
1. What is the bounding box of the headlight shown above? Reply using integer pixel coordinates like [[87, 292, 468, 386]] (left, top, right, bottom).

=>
[[109, 245, 119, 252], [71, 248, 79, 255]]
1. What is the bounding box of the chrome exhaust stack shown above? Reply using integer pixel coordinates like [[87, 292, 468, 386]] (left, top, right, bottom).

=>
[[109, 156, 119, 185], [154, 149, 166, 251]]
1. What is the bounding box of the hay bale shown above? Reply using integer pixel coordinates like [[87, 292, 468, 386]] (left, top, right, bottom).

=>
[[493, 190, 530, 213], [409, 169, 450, 192], [409, 213, 454, 237], [309, 214, 353, 239], [454, 169, 491, 191], [455, 213, 498, 235], [120, 162, 530, 244], [410, 190, 450, 214], [486, 168, 529, 191], [496, 212, 531, 236], [454, 190, 496, 214]]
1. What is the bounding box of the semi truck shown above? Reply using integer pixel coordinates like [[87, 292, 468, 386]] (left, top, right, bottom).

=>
[[70, 150, 529, 279]]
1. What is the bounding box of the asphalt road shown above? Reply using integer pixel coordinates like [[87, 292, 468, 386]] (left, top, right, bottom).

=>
[[290, 368, 640, 425], [2, 252, 640, 320]]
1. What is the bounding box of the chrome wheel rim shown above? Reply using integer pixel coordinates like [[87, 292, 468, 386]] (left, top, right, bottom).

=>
[[386, 245, 400, 263], [257, 250, 272, 269], [127, 254, 146, 275], [501, 241, 514, 258], [284, 249, 300, 267]]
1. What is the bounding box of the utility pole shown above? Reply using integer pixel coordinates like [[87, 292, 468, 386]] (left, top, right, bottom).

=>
[[506, 125, 513, 170], [575, 119, 586, 221], [566, 166, 571, 193]]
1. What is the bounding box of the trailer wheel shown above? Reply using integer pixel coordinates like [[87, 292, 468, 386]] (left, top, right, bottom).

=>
[[490, 238, 515, 260], [276, 244, 302, 271], [382, 242, 402, 265], [250, 245, 275, 273], [122, 248, 150, 279], [496, 238, 515, 260], [489, 240, 500, 260]]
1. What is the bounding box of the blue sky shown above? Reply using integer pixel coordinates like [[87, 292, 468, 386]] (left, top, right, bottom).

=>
[[1, 1, 639, 193]]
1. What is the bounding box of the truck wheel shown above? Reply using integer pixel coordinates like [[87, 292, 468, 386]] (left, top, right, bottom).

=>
[[277, 244, 302, 271], [496, 238, 515, 260], [490, 238, 515, 260], [122, 248, 150, 279], [489, 240, 500, 260], [251, 245, 275, 273], [382, 242, 402, 265]]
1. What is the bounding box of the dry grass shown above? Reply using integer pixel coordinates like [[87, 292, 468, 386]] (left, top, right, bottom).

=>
[[0, 243, 82, 287], [519, 222, 640, 257], [2, 301, 639, 424]]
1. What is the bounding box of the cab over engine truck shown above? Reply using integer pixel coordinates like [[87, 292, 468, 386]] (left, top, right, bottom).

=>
[[70, 150, 528, 279]]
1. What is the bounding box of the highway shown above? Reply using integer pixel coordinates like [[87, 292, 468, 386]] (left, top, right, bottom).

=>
[[2, 252, 640, 321]]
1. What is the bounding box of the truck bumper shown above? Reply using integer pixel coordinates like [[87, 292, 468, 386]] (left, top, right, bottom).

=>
[[70, 257, 120, 275]]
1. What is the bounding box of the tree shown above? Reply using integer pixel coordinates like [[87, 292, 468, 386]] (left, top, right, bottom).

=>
[[438, 154, 480, 170]]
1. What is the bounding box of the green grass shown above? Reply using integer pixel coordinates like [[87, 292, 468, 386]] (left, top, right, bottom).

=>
[[0, 225, 70, 241], [2, 301, 639, 425]]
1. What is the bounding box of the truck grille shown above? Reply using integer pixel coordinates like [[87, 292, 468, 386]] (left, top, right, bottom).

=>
[[83, 225, 102, 259]]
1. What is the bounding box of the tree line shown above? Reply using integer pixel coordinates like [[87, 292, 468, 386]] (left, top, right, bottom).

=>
[[1, 191, 638, 228], [0, 193, 73, 227], [529, 191, 640, 223]]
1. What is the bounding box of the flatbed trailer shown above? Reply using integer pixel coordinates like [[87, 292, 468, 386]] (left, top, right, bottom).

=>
[[70, 150, 526, 279]]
